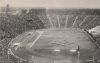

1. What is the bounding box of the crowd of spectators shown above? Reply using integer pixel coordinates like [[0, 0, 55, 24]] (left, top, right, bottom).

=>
[[0, 8, 100, 63], [0, 8, 46, 63]]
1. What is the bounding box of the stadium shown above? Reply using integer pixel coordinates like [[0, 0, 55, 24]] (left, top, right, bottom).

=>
[[6, 9, 100, 63], [0, 0, 100, 63]]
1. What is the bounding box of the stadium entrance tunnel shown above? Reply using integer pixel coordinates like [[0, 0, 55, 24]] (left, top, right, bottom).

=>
[[8, 28, 100, 63]]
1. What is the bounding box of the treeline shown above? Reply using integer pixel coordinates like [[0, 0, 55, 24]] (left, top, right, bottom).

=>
[[48, 9, 100, 15]]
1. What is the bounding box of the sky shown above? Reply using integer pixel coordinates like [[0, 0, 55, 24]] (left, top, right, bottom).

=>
[[0, 0, 100, 8]]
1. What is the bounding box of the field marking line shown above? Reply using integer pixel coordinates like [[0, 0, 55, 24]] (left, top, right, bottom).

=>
[[29, 31, 44, 48]]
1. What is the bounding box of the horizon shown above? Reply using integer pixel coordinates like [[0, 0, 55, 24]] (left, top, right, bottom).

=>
[[0, 0, 100, 9]]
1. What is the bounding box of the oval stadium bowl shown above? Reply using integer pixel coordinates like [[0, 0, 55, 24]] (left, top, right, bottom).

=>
[[9, 28, 100, 63], [10, 9, 100, 63]]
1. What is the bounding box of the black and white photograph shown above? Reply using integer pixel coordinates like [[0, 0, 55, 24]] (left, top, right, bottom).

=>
[[0, 0, 100, 63]]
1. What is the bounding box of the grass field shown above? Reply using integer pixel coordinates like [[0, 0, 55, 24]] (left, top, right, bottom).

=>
[[10, 28, 100, 63]]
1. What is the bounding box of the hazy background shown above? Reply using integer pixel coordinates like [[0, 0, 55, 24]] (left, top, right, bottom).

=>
[[0, 0, 100, 8]]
